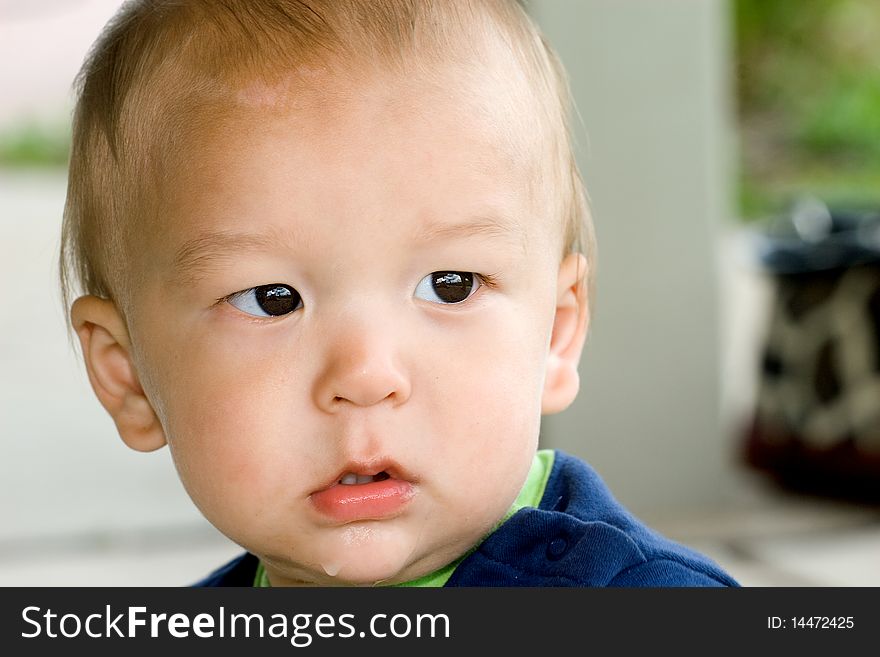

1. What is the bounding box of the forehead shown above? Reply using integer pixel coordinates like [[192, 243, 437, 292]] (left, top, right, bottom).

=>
[[149, 59, 558, 266], [226, 58, 543, 178]]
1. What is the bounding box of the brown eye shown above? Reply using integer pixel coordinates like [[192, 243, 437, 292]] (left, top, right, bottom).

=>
[[414, 271, 479, 304], [228, 284, 302, 317]]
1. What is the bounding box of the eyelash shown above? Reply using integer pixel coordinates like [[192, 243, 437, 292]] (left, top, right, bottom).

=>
[[216, 272, 500, 317], [480, 272, 499, 289], [418, 272, 499, 304], [219, 283, 302, 317]]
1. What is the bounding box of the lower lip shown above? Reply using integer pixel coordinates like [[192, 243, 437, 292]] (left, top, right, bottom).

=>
[[310, 478, 415, 523]]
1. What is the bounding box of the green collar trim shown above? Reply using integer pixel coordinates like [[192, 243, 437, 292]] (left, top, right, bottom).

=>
[[254, 560, 269, 587], [254, 449, 555, 587]]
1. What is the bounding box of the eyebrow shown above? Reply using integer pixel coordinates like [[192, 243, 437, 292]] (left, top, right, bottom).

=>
[[170, 229, 287, 284], [414, 214, 526, 251], [169, 215, 524, 284]]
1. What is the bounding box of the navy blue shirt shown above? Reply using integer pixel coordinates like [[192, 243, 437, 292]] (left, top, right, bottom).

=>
[[194, 450, 738, 587]]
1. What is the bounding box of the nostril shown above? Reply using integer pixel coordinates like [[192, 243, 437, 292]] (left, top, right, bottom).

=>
[[319, 362, 411, 411]]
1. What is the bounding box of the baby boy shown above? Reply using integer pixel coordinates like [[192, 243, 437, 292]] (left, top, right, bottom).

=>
[[61, 0, 737, 587]]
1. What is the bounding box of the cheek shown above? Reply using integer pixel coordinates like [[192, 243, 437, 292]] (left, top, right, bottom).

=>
[[138, 325, 316, 506], [419, 302, 550, 481]]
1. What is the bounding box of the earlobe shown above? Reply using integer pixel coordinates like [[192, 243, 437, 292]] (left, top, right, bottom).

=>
[[541, 253, 589, 415], [70, 296, 167, 452]]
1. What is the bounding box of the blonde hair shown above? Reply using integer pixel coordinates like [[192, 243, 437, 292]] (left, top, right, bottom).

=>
[[60, 0, 595, 321]]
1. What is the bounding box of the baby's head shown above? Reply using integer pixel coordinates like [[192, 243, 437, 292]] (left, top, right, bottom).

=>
[[61, 0, 595, 585]]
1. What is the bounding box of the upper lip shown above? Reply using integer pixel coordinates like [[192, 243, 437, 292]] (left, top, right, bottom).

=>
[[313, 457, 414, 493]]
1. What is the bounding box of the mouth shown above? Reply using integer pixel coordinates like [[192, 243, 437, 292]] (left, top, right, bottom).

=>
[[316, 458, 413, 493], [337, 471, 392, 486], [310, 459, 416, 523]]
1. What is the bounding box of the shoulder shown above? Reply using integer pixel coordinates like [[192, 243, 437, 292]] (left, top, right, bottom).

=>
[[191, 552, 259, 587], [447, 451, 739, 587]]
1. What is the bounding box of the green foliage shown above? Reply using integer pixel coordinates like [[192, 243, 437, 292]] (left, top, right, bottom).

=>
[[735, 0, 880, 221], [0, 121, 70, 168], [796, 72, 880, 160]]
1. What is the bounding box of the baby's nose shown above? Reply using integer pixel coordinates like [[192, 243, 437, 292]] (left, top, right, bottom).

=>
[[312, 320, 412, 412]]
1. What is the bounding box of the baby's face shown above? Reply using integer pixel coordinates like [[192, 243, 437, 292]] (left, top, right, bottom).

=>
[[126, 65, 569, 585]]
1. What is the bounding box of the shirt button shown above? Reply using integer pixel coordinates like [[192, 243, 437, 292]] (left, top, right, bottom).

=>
[[547, 536, 568, 560]]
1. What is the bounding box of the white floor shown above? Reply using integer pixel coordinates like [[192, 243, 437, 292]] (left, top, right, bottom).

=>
[[645, 471, 880, 587]]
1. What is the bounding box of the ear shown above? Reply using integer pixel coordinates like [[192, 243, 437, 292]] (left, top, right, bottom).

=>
[[541, 253, 590, 415], [70, 296, 167, 452]]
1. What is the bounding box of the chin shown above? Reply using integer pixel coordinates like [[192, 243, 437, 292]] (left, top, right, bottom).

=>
[[320, 551, 416, 587], [311, 525, 425, 587]]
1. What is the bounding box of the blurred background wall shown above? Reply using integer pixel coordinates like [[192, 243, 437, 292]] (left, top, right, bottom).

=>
[[2, 0, 880, 586], [532, 0, 737, 516]]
